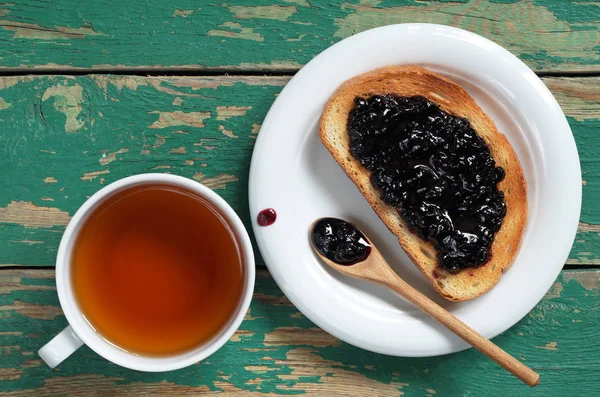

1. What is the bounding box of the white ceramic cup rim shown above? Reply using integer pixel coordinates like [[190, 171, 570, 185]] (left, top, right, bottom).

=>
[[51, 173, 255, 372]]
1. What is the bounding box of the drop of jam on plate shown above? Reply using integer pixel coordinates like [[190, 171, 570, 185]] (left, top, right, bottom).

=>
[[310, 217, 372, 265], [257, 208, 277, 226], [347, 94, 507, 274]]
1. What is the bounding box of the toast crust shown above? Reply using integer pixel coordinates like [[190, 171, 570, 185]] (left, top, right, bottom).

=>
[[319, 66, 527, 301]]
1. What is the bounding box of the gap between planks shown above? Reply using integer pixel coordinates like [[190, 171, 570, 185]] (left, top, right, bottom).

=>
[[0, 66, 599, 78], [2, 264, 600, 271]]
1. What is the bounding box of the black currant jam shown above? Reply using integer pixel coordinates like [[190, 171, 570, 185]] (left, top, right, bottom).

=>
[[311, 218, 371, 265], [347, 95, 506, 273], [257, 208, 277, 226]]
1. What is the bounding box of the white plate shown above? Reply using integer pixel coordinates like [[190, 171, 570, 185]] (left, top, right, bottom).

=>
[[248, 24, 581, 357]]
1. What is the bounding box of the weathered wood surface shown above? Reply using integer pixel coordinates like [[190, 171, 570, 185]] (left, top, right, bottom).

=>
[[0, 1, 598, 72], [1, 2, 599, 393], [0, 75, 598, 267], [0, 268, 598, 396]]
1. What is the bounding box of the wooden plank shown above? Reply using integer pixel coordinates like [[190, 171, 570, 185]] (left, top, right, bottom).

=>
[[0, 268, 598, 396], [0, 1, 598, 72], [545, 77, 600, 264], [0, 74, 597, 266]]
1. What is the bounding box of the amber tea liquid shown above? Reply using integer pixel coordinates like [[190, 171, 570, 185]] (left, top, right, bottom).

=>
[[72, 184, 244, 356]]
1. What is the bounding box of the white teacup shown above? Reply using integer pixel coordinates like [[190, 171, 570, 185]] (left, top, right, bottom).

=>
[[38, 174, 255, 371]]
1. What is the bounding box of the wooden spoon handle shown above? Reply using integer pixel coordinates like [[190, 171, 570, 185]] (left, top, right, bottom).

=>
[[384, 274, 540, 387]]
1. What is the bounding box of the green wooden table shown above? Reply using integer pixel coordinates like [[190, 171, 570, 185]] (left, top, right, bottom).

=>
[[1, 1, 599, 395]]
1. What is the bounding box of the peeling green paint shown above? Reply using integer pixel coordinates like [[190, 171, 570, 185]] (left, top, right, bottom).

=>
[[173, 9, 196, 18], [0, 269, 598, 395], [207, 22, 264, 42], [0, 97, 10, 110], [229, 5, 297, 21], [0, 20, 106, 40], [0, 0, 597, 71], [148, 110, 211, 129], [333, 0, 600, 69], [40, 79, 88, 133]]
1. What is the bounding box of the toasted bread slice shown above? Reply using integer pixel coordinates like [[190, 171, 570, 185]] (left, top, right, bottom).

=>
[[319, 66, 527, 301]]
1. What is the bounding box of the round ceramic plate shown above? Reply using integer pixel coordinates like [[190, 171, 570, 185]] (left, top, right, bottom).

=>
[[248, 24, 581, 357]]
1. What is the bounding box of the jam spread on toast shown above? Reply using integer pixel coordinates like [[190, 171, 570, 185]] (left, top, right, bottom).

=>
[[347, 95, 506, 273], [311, 218, 371, 265]]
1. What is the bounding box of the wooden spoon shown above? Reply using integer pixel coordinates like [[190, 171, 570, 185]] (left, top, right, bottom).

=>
[[309, 218, 539, 387]]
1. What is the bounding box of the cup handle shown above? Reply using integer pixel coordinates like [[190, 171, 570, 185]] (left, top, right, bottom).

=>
[[38, 325, 84, 368]]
